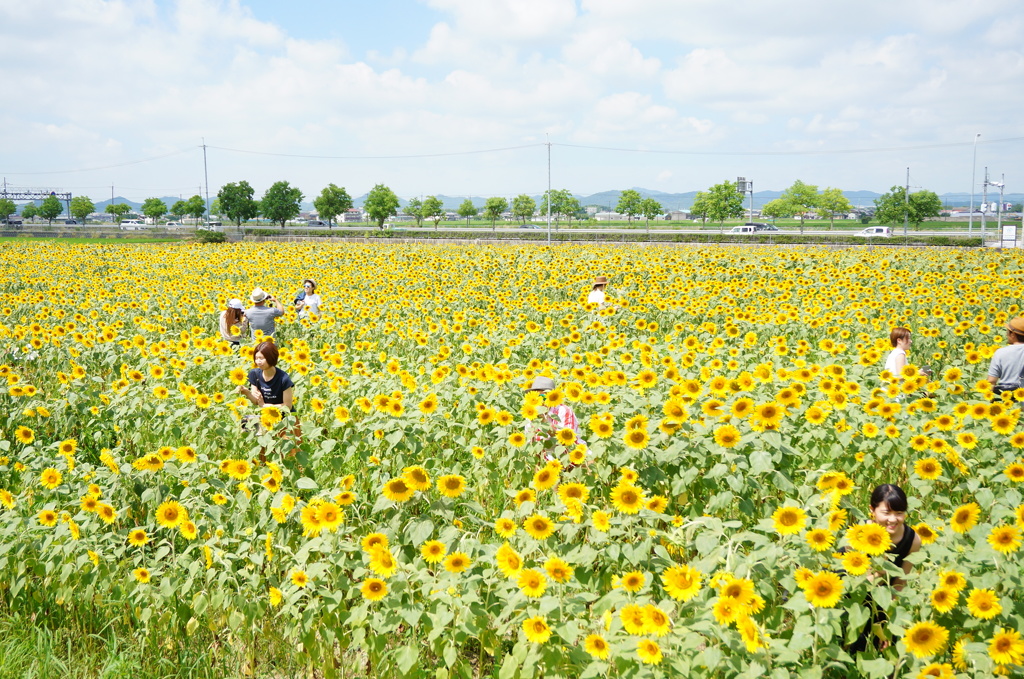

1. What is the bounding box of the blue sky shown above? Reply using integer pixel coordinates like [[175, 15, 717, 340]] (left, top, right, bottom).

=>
[[1, 0, 1022, 204]]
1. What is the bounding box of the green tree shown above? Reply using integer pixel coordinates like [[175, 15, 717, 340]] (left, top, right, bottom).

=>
[[107, 203, 131, 225], [690, 192, 710, 226], [422, 195, 445, 230], [817, 187, 852, 230], [70, 196, 94, 224], [141, 198, 168, 223], [39, 195, 64, 225], [1012, 203, 1023, 213], [778, 180, 819, 233], [874, 187, 942, 230], [483, 196, 508, 231], [184, 195, 206, 225], [457, 199, 477, 226], [561, 194, 583, 228], [760, 198, 793, 223], [616, 189, 643, 224], [640, 197, 663, 232], [218, 181, 259, 228], [364, 184, 400, 229], [511, 194, 536, 225], [170, 200, 187, 224], [209, 197, 221, 216], [405, 197, 424, 227], [704, 180, 745, 228], [0, 199, 16, 222], [312, 184, 353, 228], [259, 182, 303, 229], [20, 203, 38, 222]]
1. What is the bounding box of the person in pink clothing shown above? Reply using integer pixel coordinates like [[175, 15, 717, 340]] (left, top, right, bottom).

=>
[[526, 376, 584, 462]]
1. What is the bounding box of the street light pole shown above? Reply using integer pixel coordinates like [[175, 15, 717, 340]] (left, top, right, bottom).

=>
[[969, 133, 980, 237]]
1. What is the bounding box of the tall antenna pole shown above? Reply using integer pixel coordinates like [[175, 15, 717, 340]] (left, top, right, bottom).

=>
[[981, 167, 988, 245], [202, 138, 211, 224], [969, 134, 980, 237], [903, 167, 909, 238], [546, 134, 551, 246]]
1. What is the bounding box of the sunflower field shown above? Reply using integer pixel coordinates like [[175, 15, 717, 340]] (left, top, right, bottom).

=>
[[1, 241, 1023, 679]]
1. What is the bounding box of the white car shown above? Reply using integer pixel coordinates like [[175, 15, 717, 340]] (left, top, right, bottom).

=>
[[729, 225, 756, 234], [856, 226, 892, 238], [165, 221, 182, 228]]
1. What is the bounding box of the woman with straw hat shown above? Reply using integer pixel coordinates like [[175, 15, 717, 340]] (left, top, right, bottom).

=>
[[588, 276, 609, 307]]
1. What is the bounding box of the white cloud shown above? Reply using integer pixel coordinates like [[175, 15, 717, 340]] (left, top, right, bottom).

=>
[[0, 0, 1022, 197]]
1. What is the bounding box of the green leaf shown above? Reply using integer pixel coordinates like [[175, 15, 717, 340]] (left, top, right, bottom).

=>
[[858, 657, 894, 679], [407, 519, 435, 546], [295, 477, 318, 490], [442, 642, 457, 668], [498, 654, 518, 679], [749, 449, 773, 474], [395, 645, 418, 676]]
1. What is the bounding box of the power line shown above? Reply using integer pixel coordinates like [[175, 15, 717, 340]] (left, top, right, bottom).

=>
[[553, 136, 1024, 157], [206, 143, 545, 160], [0, 149, 195, 175]]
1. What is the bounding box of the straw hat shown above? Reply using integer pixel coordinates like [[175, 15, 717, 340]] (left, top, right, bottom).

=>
[[1007, 317, 1024, 336], [592, 276, 609, 288], [250, 288, 268, 303], [227, 298, 244, 310], [527, 376, 556, 391]]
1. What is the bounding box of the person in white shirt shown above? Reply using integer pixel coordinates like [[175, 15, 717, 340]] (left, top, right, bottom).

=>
[[884, 327, 911, 375], [294, 279, 322, 318], [587, 276, 608, 307]]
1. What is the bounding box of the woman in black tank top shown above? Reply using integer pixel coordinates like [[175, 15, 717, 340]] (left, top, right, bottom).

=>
[[848, 484, 924, 653], [868, 484, 922, 588]]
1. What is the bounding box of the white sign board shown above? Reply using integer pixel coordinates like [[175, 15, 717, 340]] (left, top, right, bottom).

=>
[[1001, 224, 1017, 248]]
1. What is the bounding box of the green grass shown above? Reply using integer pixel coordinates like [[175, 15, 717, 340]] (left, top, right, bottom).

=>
[[0, 600, 318, 679]]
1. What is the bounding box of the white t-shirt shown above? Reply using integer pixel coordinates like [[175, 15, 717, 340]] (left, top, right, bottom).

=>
[[884, 347, 906, 374], [299, 293, 322, 315], [587, 288, 605, 306]]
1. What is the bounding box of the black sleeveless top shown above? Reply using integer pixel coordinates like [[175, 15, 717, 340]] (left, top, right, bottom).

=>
[[889, 526, 916, 569]]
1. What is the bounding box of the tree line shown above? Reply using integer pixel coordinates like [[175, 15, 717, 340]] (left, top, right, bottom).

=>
[[0, 179, 944, 230]]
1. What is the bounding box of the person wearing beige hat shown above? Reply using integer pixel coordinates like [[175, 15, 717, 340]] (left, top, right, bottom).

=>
[[244, 287, 283, 338], [588, 275, 609, 307], [987, 317, 1024, 394]]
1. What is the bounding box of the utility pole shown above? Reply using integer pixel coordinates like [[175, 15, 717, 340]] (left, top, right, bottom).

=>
[[903, 167, 909, 238], [969, 133, 980, 237], [981, 167, 988, 245], [202, 138, 211, 224], [546, 134, 551, 246]]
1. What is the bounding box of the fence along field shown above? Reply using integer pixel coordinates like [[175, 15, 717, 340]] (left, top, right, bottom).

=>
[[0, 240, 1022, 678]]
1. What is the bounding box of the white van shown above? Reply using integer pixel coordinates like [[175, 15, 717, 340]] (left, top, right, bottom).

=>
[[120, 219, 145, 230], [856, 226, 892, 238], [729, 225, 756, 234]]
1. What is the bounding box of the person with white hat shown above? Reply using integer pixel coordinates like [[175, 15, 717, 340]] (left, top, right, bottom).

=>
[[987, 316, 1024, 394], [588, 276, 609, 307], [219, 298, 249, 346], [244, 288, 283, 338]]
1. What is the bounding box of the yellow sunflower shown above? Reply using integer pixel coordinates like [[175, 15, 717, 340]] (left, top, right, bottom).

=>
[[382, 477, 416, 503], [610, 484, 646, 515], [950, 502, 980, 534], [771, 505, 807, 536], [523, 514, 555, 540], [903, 621, 949, 658]]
